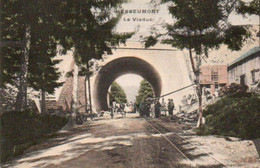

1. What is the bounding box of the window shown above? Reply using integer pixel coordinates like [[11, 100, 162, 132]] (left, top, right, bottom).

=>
[[211, 71, 218, 82]]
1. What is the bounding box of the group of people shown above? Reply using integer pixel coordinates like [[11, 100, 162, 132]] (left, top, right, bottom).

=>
[[123, 102, 137, 113], [110, 98, 175, 119], [139, 98, 175, 118], [110, 101, 137, 118]]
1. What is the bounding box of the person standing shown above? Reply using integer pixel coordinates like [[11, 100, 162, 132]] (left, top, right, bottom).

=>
[[129, 102, 133, 113], [124, 103, 128, 113], [120, 103, 124, 112], [161, 98, 167, 115], [150, 101, 155, 118], [167, 99, 175, 116], [133, 102, 137, 113], [116, 103, 120, 113], [111, 101, 116, 118], [154, 99, 161, 118]]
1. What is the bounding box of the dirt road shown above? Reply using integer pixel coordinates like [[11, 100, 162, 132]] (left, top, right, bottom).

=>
[[5, 113, 225, 168]]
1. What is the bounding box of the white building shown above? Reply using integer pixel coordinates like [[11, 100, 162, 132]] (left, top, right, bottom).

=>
[[228, 47, 260, 91]]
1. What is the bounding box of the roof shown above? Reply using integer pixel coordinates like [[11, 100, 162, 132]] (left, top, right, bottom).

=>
[[228, 46, 260, 67]]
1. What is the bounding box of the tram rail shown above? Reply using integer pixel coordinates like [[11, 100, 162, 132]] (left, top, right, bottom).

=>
[[145, 118, 227, 168]]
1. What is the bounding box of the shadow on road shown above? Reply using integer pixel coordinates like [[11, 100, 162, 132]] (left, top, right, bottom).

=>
[[4, 115, 229, 168], [253, 139, 260, 157]]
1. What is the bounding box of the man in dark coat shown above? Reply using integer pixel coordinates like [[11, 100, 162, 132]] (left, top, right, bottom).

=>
[[139, 99, 151, 117], [167, 99, 175, 116], [154, 99, 161, 118]]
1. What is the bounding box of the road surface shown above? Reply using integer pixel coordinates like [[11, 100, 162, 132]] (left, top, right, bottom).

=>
[[5, 113, 223, 168]]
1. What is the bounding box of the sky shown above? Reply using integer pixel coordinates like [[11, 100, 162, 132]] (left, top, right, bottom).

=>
[[115, 74, 143, 102], [113, 0, 259, 102]]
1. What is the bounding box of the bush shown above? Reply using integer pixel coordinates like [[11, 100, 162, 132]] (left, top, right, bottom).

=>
[[198, 93, 260, 139], [219, 83, 249, 97], [0, 110, 68, 163]]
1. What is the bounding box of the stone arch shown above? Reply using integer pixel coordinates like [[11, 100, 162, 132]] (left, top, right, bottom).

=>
[[93, 57, 162, 112]]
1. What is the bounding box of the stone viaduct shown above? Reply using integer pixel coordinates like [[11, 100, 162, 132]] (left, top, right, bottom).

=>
[[53, 42, 196, 114]]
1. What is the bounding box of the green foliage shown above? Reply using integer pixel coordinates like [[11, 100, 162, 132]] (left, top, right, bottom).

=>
[[224, 26, 251, 51], [236, 0, 260, 16], [0, 110, 68, 163], [28, 58, 64, 94], [0, 47, 22, 87], [110, 32, 136, 47], [0, 86, 37, 112], [142, 36, 158, 48], [135, 80, 154, 106], [1, 0, 133, 112], [198, 94, 260, 139], [60, 0, 134, 67], [1, 0, 65, 87], [1, 0, 133, 90], [0, 86, 17, 111], [219, 83, 249, 97], [109, 82, 127, 104]]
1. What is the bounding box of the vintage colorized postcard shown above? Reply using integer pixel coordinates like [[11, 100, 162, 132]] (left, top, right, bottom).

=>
[[0, 0, 259, 167]]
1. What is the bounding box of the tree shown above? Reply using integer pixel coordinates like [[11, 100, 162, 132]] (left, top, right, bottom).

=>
[[0, 0, 30, 111], [28, 57, 63, 114], [59, 0, 134, 65], [236, 0, 260, 16], [26, 12, 66, 113], [0, 85, 18, 112], [60, 0, 133, 119], [135, 80, 154, 107], [109, 82, 127, 105], [0, 0, 67, 111], [236, 0, 260, 40], [143, 0, 251, 126], [1, 0, 133, 115]]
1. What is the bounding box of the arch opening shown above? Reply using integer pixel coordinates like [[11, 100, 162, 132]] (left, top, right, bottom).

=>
[[113, 74, 143, 103], [93, 57, 162, 112]]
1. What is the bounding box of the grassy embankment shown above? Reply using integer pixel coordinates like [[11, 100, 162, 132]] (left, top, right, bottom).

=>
[[197, 93, 260, 139], [0, 110, 68, 163]]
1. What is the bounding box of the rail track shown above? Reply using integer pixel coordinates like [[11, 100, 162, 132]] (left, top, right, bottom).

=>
[[145, 118, 227, 168]]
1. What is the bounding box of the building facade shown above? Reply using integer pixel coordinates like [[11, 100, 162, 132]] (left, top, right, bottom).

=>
[[228, 47, 260, 91], [199, 65, 228, 95]]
